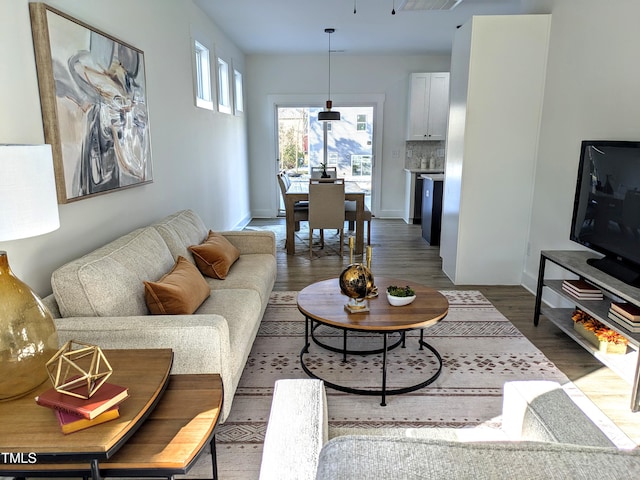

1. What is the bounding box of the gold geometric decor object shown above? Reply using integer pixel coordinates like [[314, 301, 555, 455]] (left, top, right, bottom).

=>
[[45, 341, 113, 399]]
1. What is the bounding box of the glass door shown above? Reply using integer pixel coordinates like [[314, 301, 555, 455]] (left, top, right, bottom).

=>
[[277, 105, 373, 214]]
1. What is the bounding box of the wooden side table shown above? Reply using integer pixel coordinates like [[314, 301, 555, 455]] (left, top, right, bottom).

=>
[[0, 349, 223, 479], [99, 373, 223, 479]]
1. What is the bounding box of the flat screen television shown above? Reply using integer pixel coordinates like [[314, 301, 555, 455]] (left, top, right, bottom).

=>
[[571, 140, 640, 287]]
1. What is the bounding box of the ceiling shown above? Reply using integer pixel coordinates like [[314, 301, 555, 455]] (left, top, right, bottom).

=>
[[194, 0, 529, 55]]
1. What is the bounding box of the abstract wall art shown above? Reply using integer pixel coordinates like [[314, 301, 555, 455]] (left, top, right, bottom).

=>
[[30, 3, 153, 203]]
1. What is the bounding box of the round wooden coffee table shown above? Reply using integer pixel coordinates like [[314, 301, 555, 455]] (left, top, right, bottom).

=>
[[297, 276, 449, 406]]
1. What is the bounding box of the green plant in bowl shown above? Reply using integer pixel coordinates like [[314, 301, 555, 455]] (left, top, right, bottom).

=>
[[386, 285, 416, 306], [386, 285, 415, 297]]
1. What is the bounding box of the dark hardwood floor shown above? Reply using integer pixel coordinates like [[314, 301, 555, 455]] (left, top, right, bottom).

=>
[[249, 217, 640, 444]]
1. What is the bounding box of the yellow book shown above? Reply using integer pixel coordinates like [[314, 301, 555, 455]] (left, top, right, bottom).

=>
[[55, 406, 120, 434]]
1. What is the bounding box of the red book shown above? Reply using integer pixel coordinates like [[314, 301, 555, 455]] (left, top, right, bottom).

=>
[[562, 280, 603, 300], [55, 406, 120, 434], [562, 279, 601, 293], [36, 382, 128, 420], [608, 309, 640, 332], [610, 302, 640, 321]]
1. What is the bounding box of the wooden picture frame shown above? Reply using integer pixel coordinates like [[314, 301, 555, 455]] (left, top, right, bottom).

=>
[[29, 3, 153, 203]]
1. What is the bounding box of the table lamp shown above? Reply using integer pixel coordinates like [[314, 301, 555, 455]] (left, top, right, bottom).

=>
[[0, 144, 60, 401]]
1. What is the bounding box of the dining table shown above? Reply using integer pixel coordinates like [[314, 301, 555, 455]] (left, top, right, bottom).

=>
[[284, 179, 366, 256]]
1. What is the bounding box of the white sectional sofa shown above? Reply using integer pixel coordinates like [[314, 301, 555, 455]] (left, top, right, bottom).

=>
[[259, 379, 640, 479], [42, 210, 276, 422]]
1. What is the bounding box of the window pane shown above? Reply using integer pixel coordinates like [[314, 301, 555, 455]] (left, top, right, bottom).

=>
[[217, 57, 231, 114], [234, 69, 244, 114], [194, 41, 213, 110], [351, 155, 372, 176]]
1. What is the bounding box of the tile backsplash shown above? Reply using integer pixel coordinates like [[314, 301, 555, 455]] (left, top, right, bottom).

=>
[[405, 141, 446, 170]]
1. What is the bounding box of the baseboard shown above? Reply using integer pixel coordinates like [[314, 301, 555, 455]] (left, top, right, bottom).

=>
[[521, 270, 538, 296], [232, 213, 253, 231], [251, 208, 273, 219], [375, 209, 404, 219], [521, 268, 574, 309]]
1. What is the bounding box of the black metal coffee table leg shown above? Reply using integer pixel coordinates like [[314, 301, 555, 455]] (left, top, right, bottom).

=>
[[301, 327, 443, 404], [381, 333, 388, 406]]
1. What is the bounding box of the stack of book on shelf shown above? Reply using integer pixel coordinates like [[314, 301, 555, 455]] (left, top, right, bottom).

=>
[[608, 302, 640, 333], [35, 382, 128, 434], [561, 279, 604, 300]]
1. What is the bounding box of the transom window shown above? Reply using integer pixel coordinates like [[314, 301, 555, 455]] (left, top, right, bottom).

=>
[[194, 41, 213, 110], [217, 57, 231, 114]]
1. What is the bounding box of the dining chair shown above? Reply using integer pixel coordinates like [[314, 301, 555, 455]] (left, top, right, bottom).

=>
[[310, 166, 337, 179], [345, 201, 373, 245], [308, 178, 345, 259], [278, 171, 308, 242]]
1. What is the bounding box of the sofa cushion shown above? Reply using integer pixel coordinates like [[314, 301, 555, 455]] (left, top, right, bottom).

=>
[[196, 288, 263, 399], [144, 256, 211, 315], [205, 254, 276, 302], [153, 210, 208, 263], [502, 381, 615, 447], [51, 227, 175, 317], [316, 436, 640, 480], [189, 231, 241, 279]]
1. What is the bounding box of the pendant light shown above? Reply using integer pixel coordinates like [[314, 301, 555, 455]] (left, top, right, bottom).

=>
[[318, 28, 340, 121]]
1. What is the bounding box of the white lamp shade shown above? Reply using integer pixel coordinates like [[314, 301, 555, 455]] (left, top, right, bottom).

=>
[[0, 145, 60, 242]]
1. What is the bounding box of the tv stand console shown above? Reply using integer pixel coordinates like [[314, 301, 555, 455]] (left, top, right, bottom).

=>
[[533, 250, 640, 412]]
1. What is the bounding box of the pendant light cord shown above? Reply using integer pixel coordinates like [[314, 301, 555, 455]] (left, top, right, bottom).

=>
[[327, 30, 332, 101], [319, 28, 340, 121]]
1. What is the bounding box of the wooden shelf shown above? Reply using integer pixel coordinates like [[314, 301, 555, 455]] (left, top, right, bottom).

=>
[[534, 250, 640, 411]]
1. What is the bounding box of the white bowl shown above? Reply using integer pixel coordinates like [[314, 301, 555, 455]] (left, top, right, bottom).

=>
[[386, 293, 416, 306]]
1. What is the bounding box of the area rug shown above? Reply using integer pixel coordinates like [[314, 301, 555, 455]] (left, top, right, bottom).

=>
[[185, 290, 570, 479], [246, 223, 349, 259]]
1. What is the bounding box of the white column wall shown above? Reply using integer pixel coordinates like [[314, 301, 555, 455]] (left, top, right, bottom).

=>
[[441, 15, 551, 285]]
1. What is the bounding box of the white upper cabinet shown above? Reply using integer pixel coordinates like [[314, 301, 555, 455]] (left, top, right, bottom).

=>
[[407, 72, 450, 141]]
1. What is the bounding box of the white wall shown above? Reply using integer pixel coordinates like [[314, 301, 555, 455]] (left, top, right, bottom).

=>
[[524, 0, 640, 291], [0, 0, 249, 295], [245, 54, 450, 219], [441, 15, 551, 285]]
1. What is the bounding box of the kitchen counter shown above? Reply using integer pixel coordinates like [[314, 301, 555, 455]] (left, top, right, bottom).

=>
[[420, 173, 445, 182], [404, 168, 444, 174], [421, 175, 444, 245], [404, 169, 445, 224]]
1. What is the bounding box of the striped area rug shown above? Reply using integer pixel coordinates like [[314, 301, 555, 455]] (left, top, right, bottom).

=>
[[187, 290, 569, 479]]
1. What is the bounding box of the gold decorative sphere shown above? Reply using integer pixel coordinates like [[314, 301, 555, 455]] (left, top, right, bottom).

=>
[[339, 264, 375, 299]]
